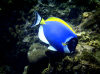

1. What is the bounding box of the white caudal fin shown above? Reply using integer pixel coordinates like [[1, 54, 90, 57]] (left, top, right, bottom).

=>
[[31, 11, 42, 27], [38, 25, 49, 44]]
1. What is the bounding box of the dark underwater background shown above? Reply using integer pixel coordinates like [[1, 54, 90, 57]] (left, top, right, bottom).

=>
[[0, 0, 100, 74]]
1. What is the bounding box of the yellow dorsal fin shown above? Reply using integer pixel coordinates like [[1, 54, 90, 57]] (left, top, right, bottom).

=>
[[45, 17, 75, 34], [40, 18, 46, 25]]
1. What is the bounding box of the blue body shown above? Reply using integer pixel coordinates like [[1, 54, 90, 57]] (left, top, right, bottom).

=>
[[43, 21, 77, 52]]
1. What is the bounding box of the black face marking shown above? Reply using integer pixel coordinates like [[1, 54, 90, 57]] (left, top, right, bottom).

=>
[[67, 38, 78, 53], [65, 42, 68, 45]]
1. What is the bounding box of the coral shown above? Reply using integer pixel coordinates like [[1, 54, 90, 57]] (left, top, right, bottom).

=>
[[94, 51, 100, 64], [1, 0, 100, 74], [41, 64, 51, 74], [82, 12, 92, 18], [27, 43, 48, 63], [78, 8, 100, 29], [88, 40, 100, 49]]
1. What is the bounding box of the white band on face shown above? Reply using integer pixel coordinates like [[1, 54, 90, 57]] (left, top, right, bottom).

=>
[[64, 36, 73, 43]]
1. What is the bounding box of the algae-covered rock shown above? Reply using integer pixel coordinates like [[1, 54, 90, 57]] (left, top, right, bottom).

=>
[[27, 43, 48, 63], [88, 40, 100, 49], [82, 12, 93, 18], [23, 35, 32, 42], [1, 0, 100, 74], [78, 8, 100, 29], [41, 64, 53, 74], [23, 66, 28, 74], [94, 51, 100, 64]]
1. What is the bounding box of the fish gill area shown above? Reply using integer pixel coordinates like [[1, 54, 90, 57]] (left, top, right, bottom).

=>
[[0, 0, 100, 74]]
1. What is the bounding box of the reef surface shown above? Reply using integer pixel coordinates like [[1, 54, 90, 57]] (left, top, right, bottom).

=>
[[0, 0, 100, 74]]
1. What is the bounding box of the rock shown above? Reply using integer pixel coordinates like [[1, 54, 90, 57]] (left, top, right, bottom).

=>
[[87, 40, 100, 50], [27, 43, 48, 63], [23, 66, 28, 74], [23, 36, 31, 42], [78, 8, 100, 29], [1, 0, 100, 74], [76, 31, 86, 39], [27, 48, 47, 63], [82, 44, 95, 52], [94, 51, 100, 64], [76, 44, 84, 54], [82, 12, 93, 18], [41, 64, 53, 74]]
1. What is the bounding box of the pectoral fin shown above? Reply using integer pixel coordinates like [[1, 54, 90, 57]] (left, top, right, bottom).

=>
[[48, 46, 57, 51]]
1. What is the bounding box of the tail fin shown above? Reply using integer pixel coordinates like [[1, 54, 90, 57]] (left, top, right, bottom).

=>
[[31, 11, 42, 27]]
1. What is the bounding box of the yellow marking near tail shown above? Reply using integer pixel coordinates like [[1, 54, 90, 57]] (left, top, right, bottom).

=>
[[45, 17, 75, 34]]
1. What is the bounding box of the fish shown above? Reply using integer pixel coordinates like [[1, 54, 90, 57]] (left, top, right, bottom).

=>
[[31, 12, 78, 53]]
